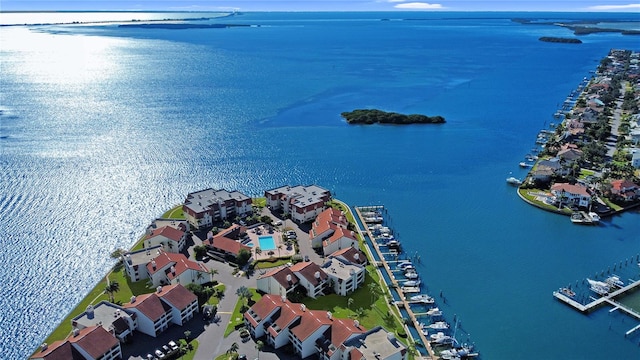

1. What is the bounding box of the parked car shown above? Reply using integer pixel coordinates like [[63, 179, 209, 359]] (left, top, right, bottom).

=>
[[168, 340, 179, 351], [155, 349, 165, 359]]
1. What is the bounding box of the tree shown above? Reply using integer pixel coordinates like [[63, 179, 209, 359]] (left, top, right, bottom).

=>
[[110, 248, 126, 260], [209, 268, 219, 280], [347, 297, 354, 310], [236, 286, 251, 304], [237, 248, 251, 267], [255, 340, 264, 359], [184, 330, 191, 342], [227, 342, 239, 354], [368, 282, 380, 303], [193, 245, 207, 259], [255, 246, 262, 257], [104, 281, 120, 303]]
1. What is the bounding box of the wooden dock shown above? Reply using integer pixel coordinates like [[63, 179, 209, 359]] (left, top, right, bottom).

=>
[[355, 207, 436, 359], [554, 278, 640, 336]]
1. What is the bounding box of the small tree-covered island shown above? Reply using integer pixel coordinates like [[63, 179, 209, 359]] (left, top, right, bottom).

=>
[[341, 109, 446, 125]]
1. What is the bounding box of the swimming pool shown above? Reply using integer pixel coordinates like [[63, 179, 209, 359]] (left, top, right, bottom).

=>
[[258, 235, 277, 251]]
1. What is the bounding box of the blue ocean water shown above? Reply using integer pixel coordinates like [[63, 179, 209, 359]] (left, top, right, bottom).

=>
[[1, 11, 640, 359]]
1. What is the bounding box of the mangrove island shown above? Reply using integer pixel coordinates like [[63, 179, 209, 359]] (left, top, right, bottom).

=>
[[341, 109, 446, 125]]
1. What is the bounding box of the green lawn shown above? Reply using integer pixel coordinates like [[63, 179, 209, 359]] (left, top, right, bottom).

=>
[[181, 339, 199, 360], [207, 284, 226, 305], [162, 204, 186, 219], [254, 258, 291, 269], [305, 265, 405, 337], [224, 289, 262, 337], [43, 266, 154, 345], [518, 188, 572, 214], [253, 197, 266, 208]]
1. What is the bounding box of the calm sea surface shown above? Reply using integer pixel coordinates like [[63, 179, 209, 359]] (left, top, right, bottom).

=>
[[1, 11, 640, 359]]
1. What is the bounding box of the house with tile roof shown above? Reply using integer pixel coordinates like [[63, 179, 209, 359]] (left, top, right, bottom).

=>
[[146, 251, 211, 287], [156, 283, 199, 326], [610, 179, 640, 201], [244, 295, 397, 360], [321, 257, 366, 296], [265, 185, 331, 224], [31, 326, 122, 360], [289, 262, 329, 299], [315, 318, 366, 360], [203, 224, 251, 260], [322, 227, 358, 256], [123, 292, 172, 337], [72, 301, 135, 342], [551, 183, 592, 208], [309, 208, 348, 248], [557, 148, 584, 163], [330, 246, 367, 266], [182, 188, 252, 229], [244, 294, 286, 338], [145, 225, 188, 253], [256, 266, 299, 298], [122, 245, 163, 282]]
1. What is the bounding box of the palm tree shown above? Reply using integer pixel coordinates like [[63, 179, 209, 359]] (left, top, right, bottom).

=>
[[255, 340, 264, 359], [105, 280, 120, 303], [277, 244, 282, 257], [184, 330, 191, 342], [236, 286, 251, 305], [227, 342, 239, 354], [368, 282, 380, 303], [347, 297, 354, 310], [255, 246, 262, 257], [209, 268, 219, 282]]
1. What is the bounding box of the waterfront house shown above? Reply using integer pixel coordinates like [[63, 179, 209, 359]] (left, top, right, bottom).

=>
[[264, 185, 331, 224], [321, 227, 358, 256], [330, 246, 368, 266], [147, 251, 211, 287], [557, 148, 584, 164], [551, 183, 592, 208], [289, 261, 329, 299], [71, 301, 135, 343], [321, 256, 366, 296], [144, 225, 188, 253], [182, 188, 252, 229], [256, 266, 299, 298], [31, 326, 122, 360], [122, 245, 163, 282], [610, 179, 640, 201], [309, 208, 349, 249], [530, 167, 555, 183], [244, 295, 402, 360]]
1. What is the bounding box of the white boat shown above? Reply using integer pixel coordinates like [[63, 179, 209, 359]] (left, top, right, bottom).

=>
[[404, 271, 419, 279], [587, 278, 610, 295], [403, 280, 421, 287], [409, 294, 434, 304], [426, 307, 442, 316], [605, 275, 624, 288], [397, 261, 413, 269], [571, 211, 596, 225], [588, 212, 601, 223], [426, 321, 450, 330], [506, 177, 522, 186], [430, 332, 456, 345], [519, 162, 532, 168]]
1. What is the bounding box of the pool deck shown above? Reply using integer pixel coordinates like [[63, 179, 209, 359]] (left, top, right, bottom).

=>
[[246, 224, 295, 261]]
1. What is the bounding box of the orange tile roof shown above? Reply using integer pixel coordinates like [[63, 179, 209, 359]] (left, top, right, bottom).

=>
[[244, 294, 285, 327], [270, 302, 304, 337], [290, 310, 333, 341], [611, 179, 638, 192], [123, 293, 171, 322], [30, 341, 78, 360], [157, 284, 198, 311], [68, 326, 118, 359], [324, 227, 357, 245], [289, 262, 327, 286], [551, 183, 590, 197], [205, 235, 250, 255], [258, 266, 298, 289], [330, 318, 366, 349], [148, 226, 185, 242], [146, 251, 208, 278]]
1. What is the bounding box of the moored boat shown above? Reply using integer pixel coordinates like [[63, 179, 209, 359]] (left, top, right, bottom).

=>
[[426, 306, 442, 316], [587, 278, 610, 295], [403, 279, 421, 287], [409, 294, 434, 304], [605, 275, 624, 288], [559, 287, 575, 298], [506, 177, 522, 186]]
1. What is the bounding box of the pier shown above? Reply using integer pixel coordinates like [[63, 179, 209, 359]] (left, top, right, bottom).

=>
[[554, 278, 640, 336], [355, 206, 438, 359]]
